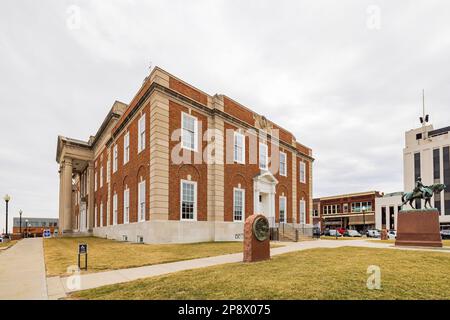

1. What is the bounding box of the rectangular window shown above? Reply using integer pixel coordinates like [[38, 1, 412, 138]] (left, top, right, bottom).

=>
[[233, 132, 245, 164], [113, 145, 118, 173], [100, 165, 103, 188], [444, 146, 450, 215], [106, 159, 110, 183], [381, 206, 386, 228], [280, 152, 287, 176], [123, 188, 130, 224], [300, 161, 306, 183], [279, 196, 287, 223], [233, 188, 245, 222], [124, 132, 130, 164], [100, 202, 103, 227], [94, 205, 97, 228], [181, 180, 196, 220], [94, 172, 98, 191], [414, 152, 422, 209], [299, 200, 306, 225], [138, 181, 146, 222], [113, 193, 118, 225], [433, 148, 441, 181], [138, 115, 146, 153], [182, 112, 198, 151], [389, 206, 395, 230], [259, 143, 268, 170]]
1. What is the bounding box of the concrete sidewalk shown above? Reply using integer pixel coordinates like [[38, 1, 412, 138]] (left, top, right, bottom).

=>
[[47, 239, 450, 299], [0, 238, 48, 300]]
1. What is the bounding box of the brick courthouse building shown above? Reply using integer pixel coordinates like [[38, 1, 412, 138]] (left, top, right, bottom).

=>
[[56, 67, 314, 243]]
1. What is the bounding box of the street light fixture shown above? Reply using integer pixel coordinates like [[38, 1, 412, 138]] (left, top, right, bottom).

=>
[[3, 194, 11, 238], [362, 205, 367, 235], [19, 209, 23, 237]]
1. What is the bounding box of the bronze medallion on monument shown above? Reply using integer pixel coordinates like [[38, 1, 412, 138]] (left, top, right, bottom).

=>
[[252, 216, 270, 242]]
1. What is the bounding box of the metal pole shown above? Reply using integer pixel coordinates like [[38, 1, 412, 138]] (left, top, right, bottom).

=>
[[19, 212, 22, 236], [363, 210, 366, 233], [5, 200, 8, 237]]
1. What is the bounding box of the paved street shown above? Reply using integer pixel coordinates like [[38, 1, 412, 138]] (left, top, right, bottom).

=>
[[0, 238, 48, 300]]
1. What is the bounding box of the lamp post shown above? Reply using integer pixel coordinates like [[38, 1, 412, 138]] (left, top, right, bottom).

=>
[[3, 194, 11, 238], [362, 205, 367, 235], [25, 219, 29, 238], [19, 209, 23, 237]]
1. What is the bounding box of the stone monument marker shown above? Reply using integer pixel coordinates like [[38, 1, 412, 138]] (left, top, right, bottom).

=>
[[243, 214, 270, 262]]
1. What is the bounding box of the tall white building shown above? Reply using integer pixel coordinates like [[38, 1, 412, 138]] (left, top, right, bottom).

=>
[[403, 124, 450, 228]]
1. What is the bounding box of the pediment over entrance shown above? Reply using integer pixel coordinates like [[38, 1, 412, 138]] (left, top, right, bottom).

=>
[[253, 170, 278, 185]]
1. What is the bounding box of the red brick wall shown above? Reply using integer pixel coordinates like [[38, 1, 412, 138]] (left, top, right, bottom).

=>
[[224, 122, 260, 222], [108, 102, 151, 225], [169, 77, 208, 106], [168, 100, 208, 221], [297, 158, 311, 224], [223, 97, 255, 126]]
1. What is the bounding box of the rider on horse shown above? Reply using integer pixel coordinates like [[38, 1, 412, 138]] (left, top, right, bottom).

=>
[[413, 177, 431, 198]]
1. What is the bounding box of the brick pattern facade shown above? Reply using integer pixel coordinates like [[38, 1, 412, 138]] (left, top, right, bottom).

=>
[[62, 67, 314, 241]]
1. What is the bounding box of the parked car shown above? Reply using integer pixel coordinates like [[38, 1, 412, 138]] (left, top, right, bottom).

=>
[[337, 228, 346, 235], [367, 229, 381, 238], [440, 230, 450, 240], [43, 229, 52, 238], [329, 230, 342, 237], [344, 230, 362, 237], [323, 229, 331, 236], [387, 230, 397, 240]]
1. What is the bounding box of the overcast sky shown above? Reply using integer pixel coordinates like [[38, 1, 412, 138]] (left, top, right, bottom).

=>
[[1, 0, 450, 231]]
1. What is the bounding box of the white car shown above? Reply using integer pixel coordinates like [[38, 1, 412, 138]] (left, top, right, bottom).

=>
[[387, 230, 397, 240], [367, 229, 381, 238]]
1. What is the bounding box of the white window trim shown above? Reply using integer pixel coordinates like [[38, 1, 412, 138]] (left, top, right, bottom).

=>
[[233, 188, 245, 222], [259, 143, 268, 170], [113, 193, 118, 226], [180, 179, 197, 221], [94, 172, 98, 191], [124, 188, 130, 224], [233, 132, 246, 164], [100, 202, 103, 227], [100, 166, 103, 188], [138, 114, 146, 153], [94, 205, 97, 228], [181, 112, 198, 152], [138, 180, 146, 222], [279, 196, 287, 223], [106, 159, 110, 183], [280, 151, 287, 177], [300, 200, 306, 225], [113, 145, 118, 173], [299, 161, 306, 184], [123, 132, 130, 165]]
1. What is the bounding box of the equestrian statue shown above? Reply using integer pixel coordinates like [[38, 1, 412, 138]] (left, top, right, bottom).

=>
[[401, 177, 446, 209]]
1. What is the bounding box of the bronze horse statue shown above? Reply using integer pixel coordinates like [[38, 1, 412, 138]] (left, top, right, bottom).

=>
[[401, 183, 446, 209]]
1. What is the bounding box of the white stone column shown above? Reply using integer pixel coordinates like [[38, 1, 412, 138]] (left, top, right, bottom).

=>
[[58, 164, 65, 232], [87, 162, 95, 231], [62, 158, 73, 233]]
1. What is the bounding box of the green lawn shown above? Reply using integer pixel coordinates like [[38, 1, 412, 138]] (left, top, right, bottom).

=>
[[71, 247, 450, 300], [44, 237, 282, 277], [367, 239, 450, 247], [0, 240, 18, 251]]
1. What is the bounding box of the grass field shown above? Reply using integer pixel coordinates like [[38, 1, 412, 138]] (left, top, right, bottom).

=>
[[71, 246, 450, 300], [0, 240, 18, 250], [43, 237, 281, 277], [367, 239, 450, 246]]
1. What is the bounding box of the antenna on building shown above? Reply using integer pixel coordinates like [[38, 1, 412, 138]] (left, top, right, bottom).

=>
[[419, 89, 430, 139]]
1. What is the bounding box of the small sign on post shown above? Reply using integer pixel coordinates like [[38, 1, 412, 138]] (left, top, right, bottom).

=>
[[78, 243, 88, 270]]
